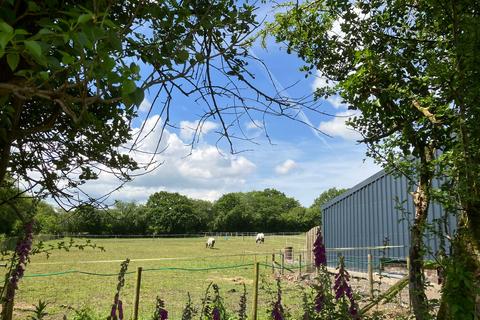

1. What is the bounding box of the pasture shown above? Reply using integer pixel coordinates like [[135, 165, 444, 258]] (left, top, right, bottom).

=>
[[14, 234, 307, 319]]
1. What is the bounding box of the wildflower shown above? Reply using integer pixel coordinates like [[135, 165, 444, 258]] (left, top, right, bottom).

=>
[[271, 300, 284, 320], [349, 303, 358, 318], [271, 278, 285, 320], [110, 305, 116, 319], [181, 292, 195, 320], [110, 294, 119, 318], [7, 220, 34, 301], [159, 309, 168, 320], [109, 259, 130, 320], [301, 291, 311, 320], [153, 297, 168, 320], [237, 283, 247, 320], [212, 307, 220, 320], [313, 228, 326, 268], [314, 291, 325, 312], [333, 256, 358, 318], [118, 300, 124, 320]]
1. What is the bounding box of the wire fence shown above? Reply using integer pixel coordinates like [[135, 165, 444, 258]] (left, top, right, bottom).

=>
[[0, 232, 305, 251], [22, 262, 312, 278], [15, 254, 414, 319], [16, 253, 314, 319]]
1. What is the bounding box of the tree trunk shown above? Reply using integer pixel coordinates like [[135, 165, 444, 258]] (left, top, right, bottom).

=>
[[1, 278, 15, 320], [465, 205, 480, 260], [409, 156, 432, 320]]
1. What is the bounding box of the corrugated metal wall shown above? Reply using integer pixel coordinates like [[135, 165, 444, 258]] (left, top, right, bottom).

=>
[[321, 170, 455, 273]]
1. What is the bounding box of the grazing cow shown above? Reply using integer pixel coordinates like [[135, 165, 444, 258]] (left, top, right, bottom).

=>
[[256, 233, 265, 244], [206, 237, 216, 248]]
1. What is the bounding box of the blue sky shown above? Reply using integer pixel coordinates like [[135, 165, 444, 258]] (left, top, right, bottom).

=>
[[81, 5, 381, 207]]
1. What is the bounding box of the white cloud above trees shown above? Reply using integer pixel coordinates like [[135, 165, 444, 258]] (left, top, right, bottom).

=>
[[275, 159, 298, 175], [318, 111, 361, 141]]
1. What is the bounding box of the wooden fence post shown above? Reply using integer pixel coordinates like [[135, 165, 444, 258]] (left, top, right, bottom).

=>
[[406, 256, 411, 309], [368, 254, 374, 299], [281, 253, 285, 275], [132, 267, 143, 320], [252, 262, 260, 320], [299, 254, 302, 277], [272, 253, 275, 274]]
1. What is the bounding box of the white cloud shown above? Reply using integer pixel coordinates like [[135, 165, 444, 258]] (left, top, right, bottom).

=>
[[275, 159, 297, 175], [327, 7, 370, 40], [244, 139, 381, 206], [318, 111, 361, 141], [328, 17, 345, 39], [312, 70, 337, 91], [246, 119, 263, 130], [179, 120, 218, 141], [80, 115, 255, 204], [138, 98, 152, 113], [311, 71, 345, 109], [326, 95, 346, 109]]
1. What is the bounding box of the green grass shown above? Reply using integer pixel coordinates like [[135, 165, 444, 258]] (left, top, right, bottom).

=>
[[14, 235, 308, 319]]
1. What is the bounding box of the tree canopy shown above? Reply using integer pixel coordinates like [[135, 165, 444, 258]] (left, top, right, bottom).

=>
[[0, 0, 316, 211], [12, 188, 336, 235]]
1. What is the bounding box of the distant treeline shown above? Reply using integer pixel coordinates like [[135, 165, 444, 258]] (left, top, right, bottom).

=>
[[1, 188, 346, 235]]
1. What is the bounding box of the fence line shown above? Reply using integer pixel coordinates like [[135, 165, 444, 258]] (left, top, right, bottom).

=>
[[23, 255, 409, 279], [0, 232, 305, 249], [58, 231, 304, 238]]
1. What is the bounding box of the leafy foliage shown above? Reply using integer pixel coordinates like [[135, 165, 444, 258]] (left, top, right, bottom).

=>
[[26, 300, 49, 320], [0, 0, 267, 209], [146, 191, 201, 234], [213, 189, 309, 232]]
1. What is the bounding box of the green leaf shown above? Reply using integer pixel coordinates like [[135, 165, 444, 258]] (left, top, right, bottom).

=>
[[24, 40, 42, 58], [129, 62, 140, 74], [76, 32, 92, 49], [175, 50, 189, 64], [0, 21, 13, 34], [47, 56, 61, 68], [0, 32, 14, 49], [27, 1, 41, 12], [14, 29, 30, 35], [132, 88, 145, 107], [122, 80, 137, 95], [15, 69, 32, 78], [6, 53, 19, 71], [61, 51, 74, 64], [38, 71, 49, 80], [103, 56, 115, 70], [37, 28, 53, 36], [77, 13, 93, 25]]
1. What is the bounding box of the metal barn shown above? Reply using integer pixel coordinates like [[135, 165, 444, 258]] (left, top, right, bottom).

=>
[[321, 169, 455, 273]]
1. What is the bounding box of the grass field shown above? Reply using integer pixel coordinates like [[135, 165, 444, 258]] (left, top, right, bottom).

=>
[[13, 234, 308, 319]]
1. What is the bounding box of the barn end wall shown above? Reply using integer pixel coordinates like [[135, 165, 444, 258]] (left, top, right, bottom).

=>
[[321, 170, 455, 273]]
